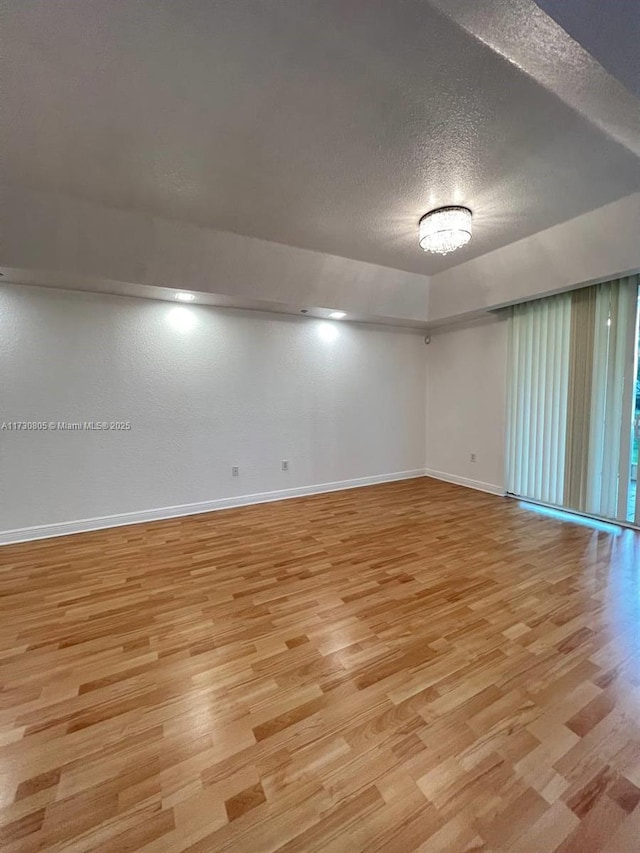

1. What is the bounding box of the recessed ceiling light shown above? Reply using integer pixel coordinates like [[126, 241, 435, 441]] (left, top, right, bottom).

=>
[[329, 311, 346, 319], [175, 292, 195, 302], [419, 206, 472, 255]]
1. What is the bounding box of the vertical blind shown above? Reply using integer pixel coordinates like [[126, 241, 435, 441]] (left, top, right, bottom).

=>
[[506, 293, 571, 506], [506, 275, 639, 523]]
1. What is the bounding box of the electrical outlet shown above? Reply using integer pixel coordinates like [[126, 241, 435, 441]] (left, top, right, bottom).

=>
[[232, 466, 239, 477], [281, 460, 289, 472], [470, 453, 477, 463]]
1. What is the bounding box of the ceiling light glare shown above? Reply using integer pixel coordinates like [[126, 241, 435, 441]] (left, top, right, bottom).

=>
[[167, 306, 197, 332]]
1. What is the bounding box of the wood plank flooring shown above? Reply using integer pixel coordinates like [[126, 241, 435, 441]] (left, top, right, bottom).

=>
[[1, 477, 640, 852]]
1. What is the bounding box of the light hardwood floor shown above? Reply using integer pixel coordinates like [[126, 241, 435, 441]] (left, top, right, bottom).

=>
[[1, 478, 640, 852]]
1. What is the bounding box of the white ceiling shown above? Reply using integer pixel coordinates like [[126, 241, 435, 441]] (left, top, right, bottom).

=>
[[3, 0, 640, 278]]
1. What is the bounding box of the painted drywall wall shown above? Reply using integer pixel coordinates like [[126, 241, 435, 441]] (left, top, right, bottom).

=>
[[0, 285, 426, 538], [425, 315, 508, 494], [1, 187, 430, 323], [429, 194, 640, 322]]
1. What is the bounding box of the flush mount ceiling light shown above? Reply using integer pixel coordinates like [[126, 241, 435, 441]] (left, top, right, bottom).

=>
[[329, 311, 346, 319], [418, 206, 472, 255], [174, 292, 195, 302]]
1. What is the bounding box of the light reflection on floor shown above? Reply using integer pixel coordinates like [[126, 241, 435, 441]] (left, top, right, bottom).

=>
[[518, 501, 623, 535]]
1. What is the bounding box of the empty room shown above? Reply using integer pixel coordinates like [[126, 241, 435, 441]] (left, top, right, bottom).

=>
[[2, 1, 640, 851]]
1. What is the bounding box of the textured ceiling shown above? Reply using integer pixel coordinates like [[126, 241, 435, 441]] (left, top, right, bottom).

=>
[[2, 0, 640, 276], [534, 0, 640, 100]]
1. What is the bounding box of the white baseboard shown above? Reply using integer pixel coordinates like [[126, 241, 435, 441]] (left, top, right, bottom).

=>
[[424, 468, 506, 497], [0, 469, 427, 546]]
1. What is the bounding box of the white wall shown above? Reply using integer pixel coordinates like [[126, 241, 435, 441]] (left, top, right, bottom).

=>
[[425, 315, 508, 495], [1, 187, 430, 323], [0, 285, 426, 539], [429, 193, 640, 322]]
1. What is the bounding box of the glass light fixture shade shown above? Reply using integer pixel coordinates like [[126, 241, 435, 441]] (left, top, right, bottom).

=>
[[418, 206, 473, 255]]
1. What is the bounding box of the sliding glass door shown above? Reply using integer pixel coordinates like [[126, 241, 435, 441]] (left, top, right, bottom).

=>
[[629, 293, 640, 524], [506, 275, 640, 526]]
